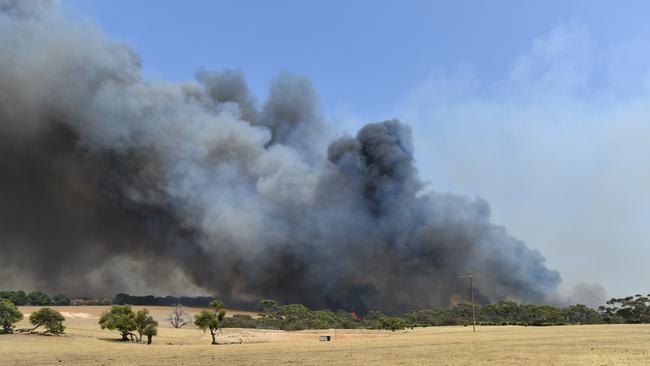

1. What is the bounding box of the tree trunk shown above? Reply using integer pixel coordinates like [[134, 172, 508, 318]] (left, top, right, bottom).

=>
[[210, 329, 217, 345], [29, 324, 42, 333], [147, 335, 152, 345], [121, 332, 129, 341]]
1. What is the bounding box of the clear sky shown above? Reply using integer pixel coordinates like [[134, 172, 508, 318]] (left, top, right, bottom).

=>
[[65, 0, 650, 300]]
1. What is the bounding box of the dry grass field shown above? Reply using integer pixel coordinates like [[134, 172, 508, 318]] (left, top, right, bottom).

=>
[[1, 306, 649, 365]]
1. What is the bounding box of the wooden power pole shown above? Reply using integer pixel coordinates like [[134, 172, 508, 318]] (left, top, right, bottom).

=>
[[460, 274, 477, 332], [469, 274, 476, 333]]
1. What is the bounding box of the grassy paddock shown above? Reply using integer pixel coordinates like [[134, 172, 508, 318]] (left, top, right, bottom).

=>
[[1, 306, 649, 365]]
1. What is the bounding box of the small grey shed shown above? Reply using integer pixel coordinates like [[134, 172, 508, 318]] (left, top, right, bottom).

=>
[[319, 335, 331, 341]]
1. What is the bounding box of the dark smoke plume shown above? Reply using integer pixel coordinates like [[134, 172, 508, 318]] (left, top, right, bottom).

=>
[[0, 1, 560, 312]]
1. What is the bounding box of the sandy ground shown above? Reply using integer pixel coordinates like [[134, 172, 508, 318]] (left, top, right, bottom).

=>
[[1, 306, 649, 365]]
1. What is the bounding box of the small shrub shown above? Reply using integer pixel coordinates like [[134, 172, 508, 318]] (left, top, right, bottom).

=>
[[30, 308, 65, 334]]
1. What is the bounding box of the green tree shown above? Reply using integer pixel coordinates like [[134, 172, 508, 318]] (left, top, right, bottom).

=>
[[562, 304, 602, 324], [142, 321, 158, 345], [258, 299, 280, 319], [489, 299, 522, 325], [403, 308, 446, 327], [0, 290, 28, 306], [363, 310, 386, 329], [27, 291, 51, 306], [0, 291, 16, 303], [379, 316, 407, 332], [12, 291, 28, 306], [195, 311, 220, 344], [211, 301, 227, 323], [29, 308, 65, 334], [99, 305, 137, 341], [51, 294, 71, 306], [134, 309, 158, 344], [0, 300, 23, 333], [599, 295, 650, 324], [194, 300, 226, 344]]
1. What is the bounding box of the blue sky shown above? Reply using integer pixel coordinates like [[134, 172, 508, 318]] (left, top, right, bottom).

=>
[[66, 0, 650, 120], [64, 0, 650, 300]]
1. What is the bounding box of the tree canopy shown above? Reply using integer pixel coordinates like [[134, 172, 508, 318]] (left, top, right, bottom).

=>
[[134, 309, 158, 344], [194, 300, 227, 344], [0, 291, 28, 306], [27, 291, 51, 306], [29, 308, 65, 334], [0, 300, 23, 333], [99, 305, 137, 341], [52, 294, 71, 306]]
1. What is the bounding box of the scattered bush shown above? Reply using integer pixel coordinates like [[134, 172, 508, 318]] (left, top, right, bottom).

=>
[[135, 309, 158, 344], [99, 305, 137, 341], [221, 314, 257, 328], [142, 321, 158, 345], [5, 290, 650, 334], [194, 300, 226, 344], [29, 308, 65, 334], [0, 300, 23, 333]]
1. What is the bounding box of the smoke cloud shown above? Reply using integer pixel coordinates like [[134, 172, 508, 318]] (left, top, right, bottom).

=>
[[398, 24, 650, 301], [0, 1, 560, 312]]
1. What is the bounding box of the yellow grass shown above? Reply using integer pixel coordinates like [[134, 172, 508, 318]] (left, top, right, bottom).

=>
[[2, 306, 649, 365]]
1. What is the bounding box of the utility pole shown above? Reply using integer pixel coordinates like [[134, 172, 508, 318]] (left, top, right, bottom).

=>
[[459, 274, 477, 332]]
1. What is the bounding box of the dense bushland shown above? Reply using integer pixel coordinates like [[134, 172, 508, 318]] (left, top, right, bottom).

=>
[[113, 293, 215, 307], [0, 291, 71, 306], [4, 290, 650, 331], [220, 295, 650, 331]]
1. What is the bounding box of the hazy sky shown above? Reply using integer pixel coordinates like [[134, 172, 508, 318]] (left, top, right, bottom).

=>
[[65, 0, 650, 299]]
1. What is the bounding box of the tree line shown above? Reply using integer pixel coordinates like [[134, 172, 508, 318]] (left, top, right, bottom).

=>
[[220, 295, 650, 330], [113, 293, 215, 307], [0, 290, 71, 306], [3, 293, 650, 346], [4, 290, 650, 336]]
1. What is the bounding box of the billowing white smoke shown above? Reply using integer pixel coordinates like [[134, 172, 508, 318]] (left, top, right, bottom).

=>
[[0, 0, 560, 311]]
